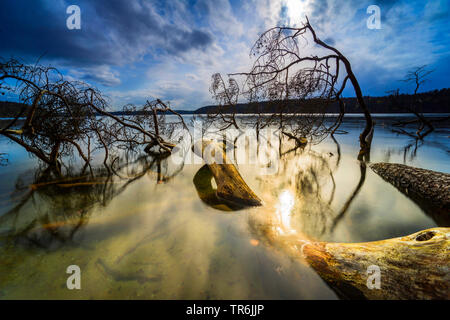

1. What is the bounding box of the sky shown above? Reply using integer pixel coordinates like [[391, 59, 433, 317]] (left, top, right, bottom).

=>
[[0, 0, 449, 110]]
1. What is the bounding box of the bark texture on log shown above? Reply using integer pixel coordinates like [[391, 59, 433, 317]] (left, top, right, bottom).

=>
[[193, 140, 262, 207], [193, 164, 246, 211], [370, 162, 450, 226], [301, 227, 450, 300]]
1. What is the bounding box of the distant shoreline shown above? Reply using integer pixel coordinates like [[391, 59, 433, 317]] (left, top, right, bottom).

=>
[[1, 88, 449, 117], [1, 113, 449, 121]]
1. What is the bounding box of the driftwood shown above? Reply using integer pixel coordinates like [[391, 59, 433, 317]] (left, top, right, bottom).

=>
[[193, 164, 247, 211], [301, 227, 450, 299], [370, 163, 450, 226], [192, 140, 262, 207]]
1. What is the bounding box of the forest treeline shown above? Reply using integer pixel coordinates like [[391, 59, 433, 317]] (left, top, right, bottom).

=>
[[1, 88, 449, 118], [195, 88, 450, 114]]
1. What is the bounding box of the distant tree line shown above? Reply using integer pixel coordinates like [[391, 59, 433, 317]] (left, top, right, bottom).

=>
[[3, 88, 448, 119], [194, 88, 450, 115]]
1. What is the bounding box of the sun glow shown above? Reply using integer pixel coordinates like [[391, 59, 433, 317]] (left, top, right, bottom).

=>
[[283, 0, 305, 26], [275, 189, 296, 234]]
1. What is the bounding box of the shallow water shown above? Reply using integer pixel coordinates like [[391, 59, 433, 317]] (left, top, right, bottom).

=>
[[0, 116, 449, 299]]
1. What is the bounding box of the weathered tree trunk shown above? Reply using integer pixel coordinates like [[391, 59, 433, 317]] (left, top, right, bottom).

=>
[[370, 163, 450, 226], [193, 164, 247, 211], [193, 140, 262, 207], [307, 19, 374, 156], [301, 227, 450, 299]]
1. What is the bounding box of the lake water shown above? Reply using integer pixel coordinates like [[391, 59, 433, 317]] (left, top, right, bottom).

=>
[[0, 115, 449, 299]]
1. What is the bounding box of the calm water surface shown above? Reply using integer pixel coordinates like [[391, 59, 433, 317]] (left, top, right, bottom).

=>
[[0, 116, 449, 299]]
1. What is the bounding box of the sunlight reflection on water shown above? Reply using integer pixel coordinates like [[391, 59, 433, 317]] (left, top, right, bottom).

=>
[[275, 190, 296, 235]]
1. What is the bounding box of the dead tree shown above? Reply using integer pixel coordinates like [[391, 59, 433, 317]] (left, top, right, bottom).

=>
[[208, 73, 241, 130], [400, 65, 435, 139], [231, 17, 374, 158], [0, 58, 184, 171], [104, 99, 189, 157]]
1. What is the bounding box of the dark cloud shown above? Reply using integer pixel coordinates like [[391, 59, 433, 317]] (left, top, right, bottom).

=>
[[0, 0, 213, 67]]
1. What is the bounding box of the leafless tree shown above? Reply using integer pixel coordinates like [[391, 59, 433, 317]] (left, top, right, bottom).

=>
[[231, 17, 374, 159], [209, 73, 240, 130], [400, 65, 435, 139], [0, 58, 187, 172]]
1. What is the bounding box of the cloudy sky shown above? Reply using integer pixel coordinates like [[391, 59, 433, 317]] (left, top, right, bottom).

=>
[[1, 0, 449, 110]]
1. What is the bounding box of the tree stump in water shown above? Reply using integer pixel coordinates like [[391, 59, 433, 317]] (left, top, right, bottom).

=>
[[301, 228, 450, 299], [370, 162, 450, 226], [192, 140, 262, 207]]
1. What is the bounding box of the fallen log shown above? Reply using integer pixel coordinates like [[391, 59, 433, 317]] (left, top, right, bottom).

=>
[[193, 164, 247, 211], [192, 140, 262, 207], [370, 162, 450, 226], [301, 227, 450, 299]]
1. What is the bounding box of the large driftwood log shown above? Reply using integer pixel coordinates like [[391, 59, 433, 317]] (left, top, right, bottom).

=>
[[301, 228, 450, 299], [370, 163, 450, 226], [193, 164, 247, 211], [193, 140, 262, 207]]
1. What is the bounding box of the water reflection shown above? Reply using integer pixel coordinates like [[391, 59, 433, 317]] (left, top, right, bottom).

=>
[[330, 162, 367, 233], [275, 190, 296, 235], [0, 116, 448, 299], [0, 148, 188, 251]]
